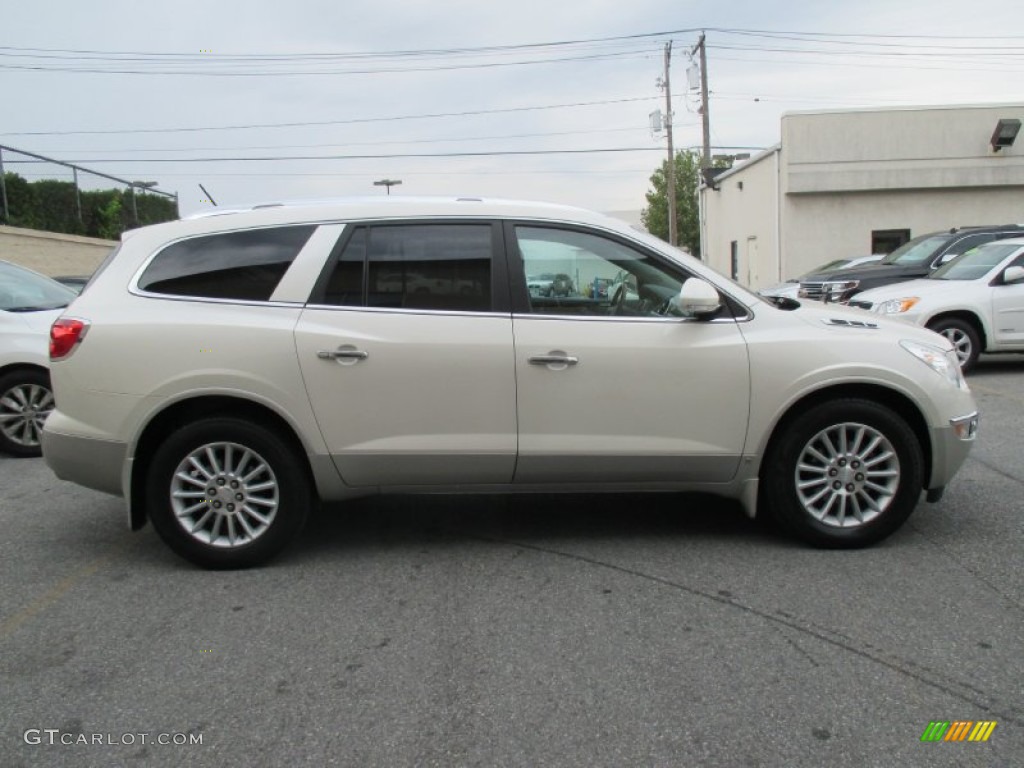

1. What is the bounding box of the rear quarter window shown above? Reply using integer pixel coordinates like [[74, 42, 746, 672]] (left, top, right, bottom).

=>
[[138, 225, 316, 301]]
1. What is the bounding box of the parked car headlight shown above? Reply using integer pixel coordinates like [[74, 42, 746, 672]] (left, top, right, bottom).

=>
[[900, 340, 968, 390], [873, 297, 920, 314]]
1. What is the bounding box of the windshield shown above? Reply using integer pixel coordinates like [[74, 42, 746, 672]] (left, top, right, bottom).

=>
[[931, 243, 1023, 280], [880, 234, 950, 266], [0, 261, 77, 311]]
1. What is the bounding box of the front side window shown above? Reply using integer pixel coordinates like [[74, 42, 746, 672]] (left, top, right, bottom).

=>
[[320, 224, 493, 312], [932, 243, 1023, 281], [139, 225, 315, 300], [514, 226, 687, 317]]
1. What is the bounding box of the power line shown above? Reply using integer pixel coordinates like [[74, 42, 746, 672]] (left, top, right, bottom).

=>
[[5, 148, 665, 165], [0, 95, 661, 137]]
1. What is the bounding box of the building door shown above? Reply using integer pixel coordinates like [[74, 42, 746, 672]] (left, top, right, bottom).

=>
[[746, 236, 759, 289]]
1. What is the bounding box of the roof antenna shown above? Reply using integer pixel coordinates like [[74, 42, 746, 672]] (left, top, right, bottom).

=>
[[198, 183, 218, 206]]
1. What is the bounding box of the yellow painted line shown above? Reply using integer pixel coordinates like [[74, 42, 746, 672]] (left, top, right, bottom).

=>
[[0, 555, 110, 639]]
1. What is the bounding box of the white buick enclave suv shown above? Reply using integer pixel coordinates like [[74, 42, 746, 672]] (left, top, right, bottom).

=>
[[42, 198, 978, 568]]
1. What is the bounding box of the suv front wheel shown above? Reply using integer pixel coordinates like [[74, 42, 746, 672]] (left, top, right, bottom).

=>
[[146, 418, 310, 569], [763, 399, 924, 548]]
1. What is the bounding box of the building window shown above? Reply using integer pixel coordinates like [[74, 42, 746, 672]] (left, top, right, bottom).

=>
[[730, 241, 739, 280], [871, 229, 911, 255]]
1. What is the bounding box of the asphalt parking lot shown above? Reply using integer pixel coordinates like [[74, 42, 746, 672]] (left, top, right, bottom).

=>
[[1, 358, 1022, 768]]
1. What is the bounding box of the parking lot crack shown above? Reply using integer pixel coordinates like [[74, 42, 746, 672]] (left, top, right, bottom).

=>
[[469, 533, 1023, 726]]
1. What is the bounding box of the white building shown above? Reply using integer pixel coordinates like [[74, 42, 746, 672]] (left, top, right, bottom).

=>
[[700, 104, 1024, 290]]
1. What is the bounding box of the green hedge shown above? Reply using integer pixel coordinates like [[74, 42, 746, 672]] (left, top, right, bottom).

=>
[[1, 173, 176, 239]]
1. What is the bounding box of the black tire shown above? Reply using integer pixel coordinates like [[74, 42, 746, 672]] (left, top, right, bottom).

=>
[[927, 317, 981, 373], [762, 399, 924, 548], [146, 417, 310, 569], [0, 368, 54, 458]]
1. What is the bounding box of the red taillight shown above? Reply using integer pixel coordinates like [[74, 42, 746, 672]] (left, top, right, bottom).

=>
[[50, 318, 89, 360]]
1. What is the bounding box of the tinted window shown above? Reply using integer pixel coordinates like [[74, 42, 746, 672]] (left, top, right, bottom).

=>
[[515, 226, 689, 317], [139, 226, 315, 300], [321, 224, 492, 312]]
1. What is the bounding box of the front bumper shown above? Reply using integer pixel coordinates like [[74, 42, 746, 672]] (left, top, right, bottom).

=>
[[42, 427, 126, 497], [927, 411, 979, 490]]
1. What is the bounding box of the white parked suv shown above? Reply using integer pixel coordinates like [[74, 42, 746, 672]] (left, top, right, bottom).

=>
[[849, 238, 1024, 372], [42, 198, 979, 568]]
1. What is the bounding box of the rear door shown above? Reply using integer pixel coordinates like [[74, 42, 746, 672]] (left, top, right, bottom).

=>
[[294, 221, 517, 486]]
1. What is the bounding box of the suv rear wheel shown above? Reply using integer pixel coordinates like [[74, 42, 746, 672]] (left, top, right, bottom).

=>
[[763, 399, 923, 548], [146, 418, 310, 568]]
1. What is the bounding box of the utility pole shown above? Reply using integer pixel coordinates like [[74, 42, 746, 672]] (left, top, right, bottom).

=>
[[662, 41, 677, 247], [692, 33, 711, 178]]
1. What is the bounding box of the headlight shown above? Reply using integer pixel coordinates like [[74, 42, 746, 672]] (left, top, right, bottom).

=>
[[873, 297, 920, 314], [900, 340, 968, 390], [822, 280, 859, 301]]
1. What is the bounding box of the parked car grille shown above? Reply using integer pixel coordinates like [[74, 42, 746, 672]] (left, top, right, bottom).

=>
[[798, 282, 828, 301]]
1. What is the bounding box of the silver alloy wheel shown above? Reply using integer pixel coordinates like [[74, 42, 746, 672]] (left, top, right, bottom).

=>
[[939, 327, 972, 367], [170, 441, 279, 548], [0, 382, 54, 448], [794, 422, 900, 528]]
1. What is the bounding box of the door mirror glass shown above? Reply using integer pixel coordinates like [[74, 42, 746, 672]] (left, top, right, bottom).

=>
[[1003, 265, 1024, 284], [676, 278, 721, 318]]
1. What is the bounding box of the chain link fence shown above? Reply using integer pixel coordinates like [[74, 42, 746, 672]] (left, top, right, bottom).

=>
[[0, 144, 178, 240]]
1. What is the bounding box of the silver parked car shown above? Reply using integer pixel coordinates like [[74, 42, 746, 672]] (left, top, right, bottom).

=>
[[42, 198, 978, 568], [0, 260, 78, 456]]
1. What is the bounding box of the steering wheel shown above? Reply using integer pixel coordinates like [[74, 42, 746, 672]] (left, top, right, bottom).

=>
[[611, 283, 629, 315]]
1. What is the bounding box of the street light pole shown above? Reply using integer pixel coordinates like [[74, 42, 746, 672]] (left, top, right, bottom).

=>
[[373, 179, 402, 195]]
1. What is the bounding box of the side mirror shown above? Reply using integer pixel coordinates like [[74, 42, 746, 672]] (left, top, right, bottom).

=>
[[937, 252, 959, 266], [1003, 265, 1024, 284], [675, 277, 722, 318]]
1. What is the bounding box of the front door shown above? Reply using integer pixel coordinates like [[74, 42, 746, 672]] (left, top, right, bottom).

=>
[[294, 222, 517, 486], [992, 252, 1024, 348], [506, 224, 750, 484]]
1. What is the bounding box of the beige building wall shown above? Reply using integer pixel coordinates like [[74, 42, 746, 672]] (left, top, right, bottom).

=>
[[781, 187, 1024, 280], [701, 103, 1024, 290], [703, 148, 780, 287], [0, 226, 116, 277]]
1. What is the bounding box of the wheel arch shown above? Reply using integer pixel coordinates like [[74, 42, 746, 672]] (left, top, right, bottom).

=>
[[0, 362, 49, 380], [129, 395, 317, 531], [757, 383, 932, 493], [925, 310, 988, 351]]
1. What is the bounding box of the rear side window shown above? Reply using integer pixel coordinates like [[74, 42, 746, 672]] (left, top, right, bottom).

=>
[[138, 225, 316, 301], [321, 224, 493, 312]]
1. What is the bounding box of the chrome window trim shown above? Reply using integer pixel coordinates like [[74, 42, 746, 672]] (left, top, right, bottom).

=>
[[302, 303, 510, 319], [126, 288, 305, 309], [512, 312, 744, 325]]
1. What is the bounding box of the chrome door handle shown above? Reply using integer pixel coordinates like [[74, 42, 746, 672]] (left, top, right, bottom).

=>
[[528, 354, 578, 366], [317, 346, 369, 361]]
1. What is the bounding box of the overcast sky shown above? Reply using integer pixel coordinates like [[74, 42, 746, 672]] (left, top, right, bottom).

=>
[[3, 0, 1024, 218]]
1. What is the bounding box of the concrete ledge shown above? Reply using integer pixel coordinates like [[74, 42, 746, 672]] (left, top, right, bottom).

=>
[[0, 225, 118, 247], [0, 226, 117, 276]]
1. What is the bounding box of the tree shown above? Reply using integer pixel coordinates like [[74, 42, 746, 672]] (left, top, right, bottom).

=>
[[641, 150, 729, 258]]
